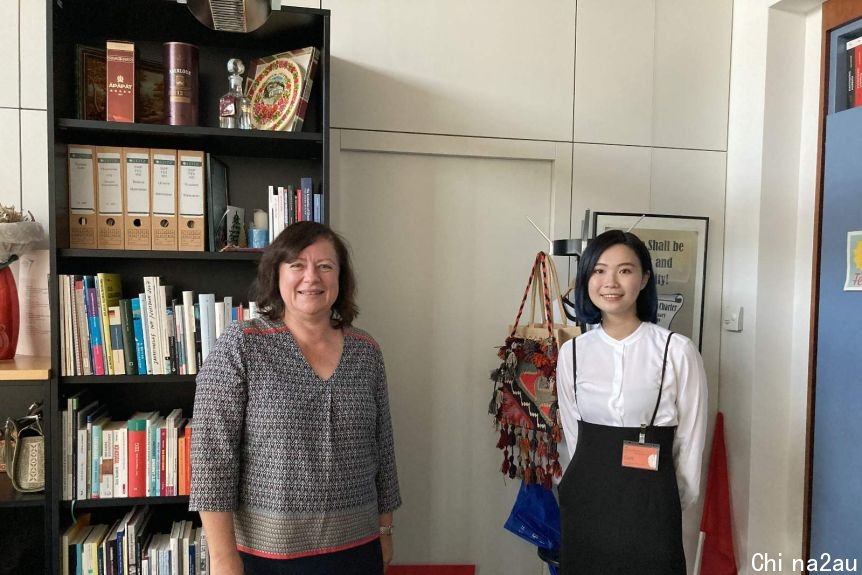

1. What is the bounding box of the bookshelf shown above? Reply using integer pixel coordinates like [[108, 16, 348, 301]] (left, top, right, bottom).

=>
[[806, 0, 862, 562], [0, 356, 51, 573], [45, 1, 330, 573]]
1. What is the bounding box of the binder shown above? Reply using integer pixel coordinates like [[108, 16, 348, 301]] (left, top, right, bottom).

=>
[[123, 147, 152, 250], [177, 150, 205, 251], [68, 145, 98, 249], [96, 147, 125, 249], [150, 149, 178, 250]]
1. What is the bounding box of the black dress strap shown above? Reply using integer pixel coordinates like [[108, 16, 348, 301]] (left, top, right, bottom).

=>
[[572, 336, 579, 412], [649, 332, 675, 427]]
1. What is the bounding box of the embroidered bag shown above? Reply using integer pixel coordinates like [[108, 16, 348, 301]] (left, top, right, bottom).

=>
[[489, 252, 579, 488], [3, 402, 45, 493]]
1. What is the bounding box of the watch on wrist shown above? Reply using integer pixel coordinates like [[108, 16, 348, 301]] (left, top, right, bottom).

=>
[[379, 524, 394, 536]]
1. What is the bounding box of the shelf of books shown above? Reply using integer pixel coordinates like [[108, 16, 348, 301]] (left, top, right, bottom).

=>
[[46, 0, 331, 573]]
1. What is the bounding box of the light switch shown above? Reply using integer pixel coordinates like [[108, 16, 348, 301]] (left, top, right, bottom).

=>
[[723, 307, 743, 332]]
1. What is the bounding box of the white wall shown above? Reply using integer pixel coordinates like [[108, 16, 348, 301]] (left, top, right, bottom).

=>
[[722, 0, 821, 572], [1, 0, 49, 357]]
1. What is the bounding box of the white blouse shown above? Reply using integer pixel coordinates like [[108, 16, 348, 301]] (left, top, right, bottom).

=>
[[556, 322, 708, 509]]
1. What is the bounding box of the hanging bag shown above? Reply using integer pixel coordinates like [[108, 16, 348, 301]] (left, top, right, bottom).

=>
[[3, 402, 45, 493], [489, 252, 579, 488]]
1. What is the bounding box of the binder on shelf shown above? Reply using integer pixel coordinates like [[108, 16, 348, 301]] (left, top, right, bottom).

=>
[[178, 150, 206, 251], [96, 146, 125, 249], [123, 147, 152, 250], [150, 149, 178, 251], [68, 145, 98, 249], [205, 154, 229, 252]]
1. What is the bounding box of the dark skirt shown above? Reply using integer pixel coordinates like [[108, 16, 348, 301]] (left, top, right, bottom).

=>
[[240, 539, 383, 575], [558, 420, 685, 575]]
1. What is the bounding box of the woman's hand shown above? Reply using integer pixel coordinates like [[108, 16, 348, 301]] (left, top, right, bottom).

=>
[[381, 534, 394, 572]]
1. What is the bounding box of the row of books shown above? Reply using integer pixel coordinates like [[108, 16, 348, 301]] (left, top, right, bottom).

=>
[[68, 146, 206, 251], [59, 273, 254, 377], [63, 394, 192, 501], [62, 509, 209, 575], [267, 177, 322, 244], [848, 36, 862, 109]]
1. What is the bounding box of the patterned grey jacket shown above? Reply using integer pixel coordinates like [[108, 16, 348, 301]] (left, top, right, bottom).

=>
[[189, 317, 401, 559]]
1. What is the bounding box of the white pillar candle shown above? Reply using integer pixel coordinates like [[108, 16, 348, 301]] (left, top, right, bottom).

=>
[[253, 209, 268, 230]]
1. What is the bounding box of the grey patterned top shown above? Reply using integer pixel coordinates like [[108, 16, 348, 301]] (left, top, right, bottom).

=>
[[189, 317, 402, 558]]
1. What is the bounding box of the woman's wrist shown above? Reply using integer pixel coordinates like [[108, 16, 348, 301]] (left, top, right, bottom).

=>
[[379, 524, 394, 536]]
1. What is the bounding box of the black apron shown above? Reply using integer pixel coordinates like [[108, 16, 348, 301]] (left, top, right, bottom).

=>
[[558, 332, 686, 575]]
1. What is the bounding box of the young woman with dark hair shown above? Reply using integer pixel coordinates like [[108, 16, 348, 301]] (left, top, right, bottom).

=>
[[190, 222, 401, 575], [556, 229, 708, 574]]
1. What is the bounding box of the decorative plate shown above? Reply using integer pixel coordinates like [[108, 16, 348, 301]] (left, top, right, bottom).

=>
[[247, 57, 304, 131]]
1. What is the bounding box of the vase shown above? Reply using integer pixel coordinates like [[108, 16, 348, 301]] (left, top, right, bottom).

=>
[[0, 265, 19, 359]]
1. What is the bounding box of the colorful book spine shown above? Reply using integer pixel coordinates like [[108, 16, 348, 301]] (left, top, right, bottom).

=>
[[119, 299, 138, 375], [127, 419, 148, 498], [131, 298, 148, 375], [856, 41, 862, 107], [84, 276, 106, 375], [301, 177, 313, 222]]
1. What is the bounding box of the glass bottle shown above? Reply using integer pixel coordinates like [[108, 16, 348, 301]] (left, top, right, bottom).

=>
[[219, 58, 251, 129]]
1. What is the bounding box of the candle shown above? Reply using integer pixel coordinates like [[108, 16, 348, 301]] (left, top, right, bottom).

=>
[[253, 209, 268, 230]]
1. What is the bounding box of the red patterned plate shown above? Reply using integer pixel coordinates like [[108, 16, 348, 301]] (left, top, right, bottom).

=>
[[247, 57, 303, 131]]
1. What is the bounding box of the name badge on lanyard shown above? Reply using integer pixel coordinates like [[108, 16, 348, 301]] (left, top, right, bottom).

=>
[[621, 424, 660, 471]]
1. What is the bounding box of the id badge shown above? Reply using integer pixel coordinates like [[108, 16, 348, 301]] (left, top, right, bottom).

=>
[[621, 441, 660, 471]]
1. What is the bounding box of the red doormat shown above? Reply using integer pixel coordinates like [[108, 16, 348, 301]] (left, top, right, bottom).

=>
[[387, 566, 475, 575]]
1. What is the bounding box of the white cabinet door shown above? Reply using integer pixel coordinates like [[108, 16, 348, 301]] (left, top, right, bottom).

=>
[[574, 0, 656, 146], [20, 0, 46, 110], [0, 0, 19, 109], [571, 142, 652, 224], [330, 129, 570, 572], [325, 0, 577, 141], [0, 109, 20, 208], [653, 0, 732, 151]]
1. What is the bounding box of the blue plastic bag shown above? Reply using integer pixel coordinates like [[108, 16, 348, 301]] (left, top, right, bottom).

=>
[[503, 481, 561, 550]]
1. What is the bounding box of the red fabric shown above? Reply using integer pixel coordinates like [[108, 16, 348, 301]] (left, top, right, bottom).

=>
[[699, 412, 738, 575], [387, 567, 475, 575]]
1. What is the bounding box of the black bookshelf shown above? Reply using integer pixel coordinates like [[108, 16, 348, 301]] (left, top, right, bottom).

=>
[[62, 496, 190, 509], [45, 1, 331, 573]]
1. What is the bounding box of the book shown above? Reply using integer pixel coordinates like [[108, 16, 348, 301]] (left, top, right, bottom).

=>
[[856, 41, 862, 108], [83, 276, 106, 375], [96, 272, 123, 374], [106, 41, 135, 122], [205, 154, 229, 252], [127, 412, 157, 498], [182, 291, 198, 375], [199, 293, 216, 363], [119, 298, 138, 375], [61, 514, 92, 575], [849, 36, 862, 109], [301, 177, 313, 222], [131, 297, 148, 375]]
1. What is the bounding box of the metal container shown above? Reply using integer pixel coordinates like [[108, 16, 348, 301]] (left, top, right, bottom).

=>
[[164, 42, 199, 126]]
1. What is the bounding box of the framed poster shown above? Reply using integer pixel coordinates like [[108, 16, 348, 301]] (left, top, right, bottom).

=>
[[593, 212, 709, 348]]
